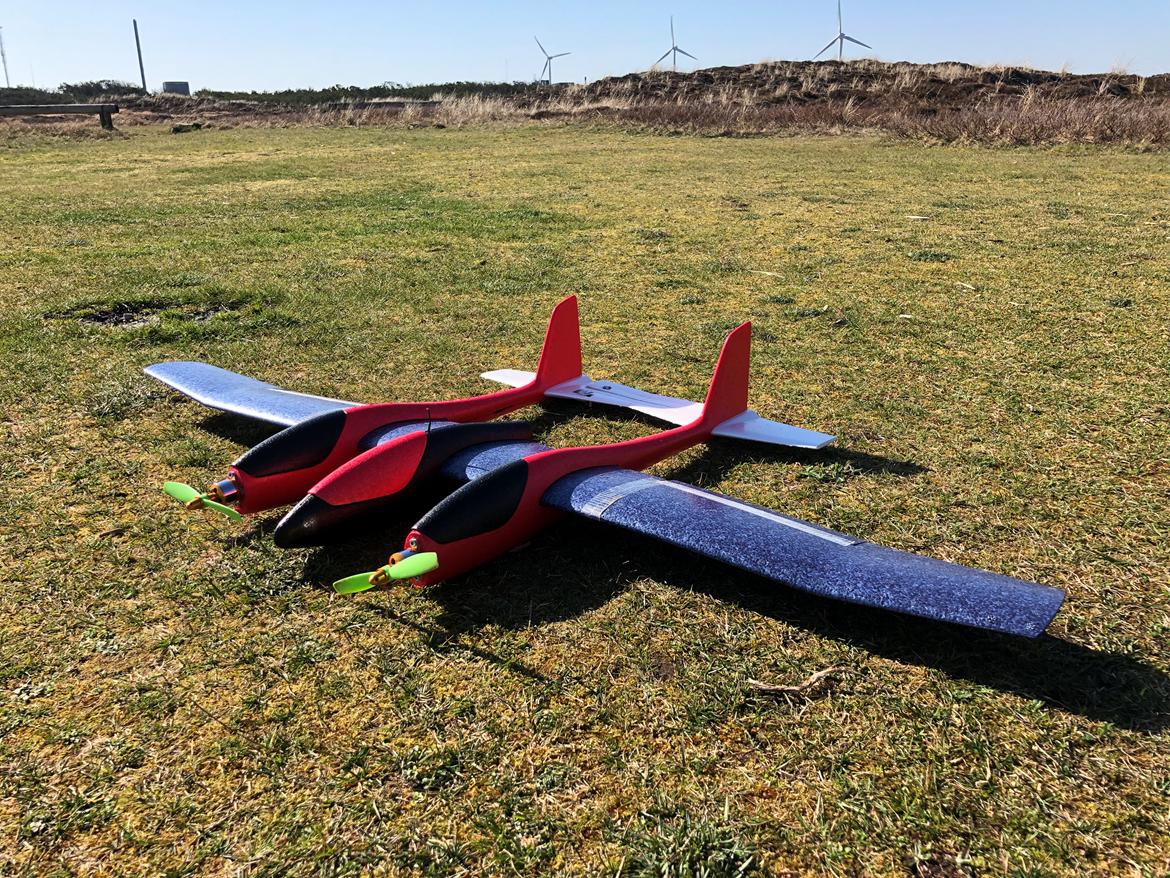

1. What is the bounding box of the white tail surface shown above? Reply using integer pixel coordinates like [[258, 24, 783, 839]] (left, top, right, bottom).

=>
[[480, 370, 835, 450]]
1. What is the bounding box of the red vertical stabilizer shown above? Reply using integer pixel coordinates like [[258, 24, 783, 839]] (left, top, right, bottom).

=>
[[697, 321, 751, 430], [532, 295, 583, 390]]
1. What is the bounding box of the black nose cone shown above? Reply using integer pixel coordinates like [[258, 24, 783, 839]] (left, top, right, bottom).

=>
[[274, 494, 337, 548], [274, 493, 401, 548]]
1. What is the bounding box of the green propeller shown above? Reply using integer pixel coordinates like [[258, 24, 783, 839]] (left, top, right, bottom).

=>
[[333, 571, 384, 595], [333, 552, 439, 594], [163, 481, 243, 521]]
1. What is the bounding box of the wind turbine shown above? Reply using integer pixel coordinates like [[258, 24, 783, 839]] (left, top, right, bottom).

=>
[[535, 37, 569, 85], [814, 0, 872, 62], [654, 17, 696, 73]]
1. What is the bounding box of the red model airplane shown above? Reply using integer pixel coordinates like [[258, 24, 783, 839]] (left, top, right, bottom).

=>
[[149, 296, 833, 546], [154, 296, 584, 523], [334, 324, 1065, 639]]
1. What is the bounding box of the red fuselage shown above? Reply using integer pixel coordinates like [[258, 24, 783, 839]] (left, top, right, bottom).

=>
[[228, 387, 545, 514], [400, 321, 754, 586]]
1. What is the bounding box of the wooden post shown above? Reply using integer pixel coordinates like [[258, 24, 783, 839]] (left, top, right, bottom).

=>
[[0, 104, 120, 128]]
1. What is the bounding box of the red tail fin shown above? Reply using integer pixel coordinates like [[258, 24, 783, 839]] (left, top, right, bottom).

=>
[[533, 295, 583, 388], [699, 322, 751, 428]]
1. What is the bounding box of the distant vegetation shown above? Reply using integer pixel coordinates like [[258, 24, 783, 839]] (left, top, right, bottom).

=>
[[0, 80, 145, 105], [5, 61, 1170, 147], [195, 81, 541, 105]]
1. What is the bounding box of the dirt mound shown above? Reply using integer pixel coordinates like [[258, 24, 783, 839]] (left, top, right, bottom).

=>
[[576, 59, 1170, 110], [124, 93, 281, 115], [7, 60, 1168, 146]]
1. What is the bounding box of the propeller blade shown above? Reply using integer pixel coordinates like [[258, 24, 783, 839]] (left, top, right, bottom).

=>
[[164, 481, 202, 505], [201, 498, 243, 521], [843, 35, 872, 49], [654, 48, 673, 65], [332, 553, 438, 594], [677, 48, 697, 61], [814, 37, 838, 59], [333, 570, 382, 594], [388, 552, 439, 580]]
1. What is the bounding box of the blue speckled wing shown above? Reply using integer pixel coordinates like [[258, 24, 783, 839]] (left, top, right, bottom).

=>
[[360, 421, 456, 450], [440, 439, 553, 481], [144, 361, 359, 427], [542, 468, 1065, 637]]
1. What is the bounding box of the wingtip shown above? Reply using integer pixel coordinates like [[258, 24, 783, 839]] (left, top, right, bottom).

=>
[[1021, 586, 1067, 638], [143, 360, 188, 376]]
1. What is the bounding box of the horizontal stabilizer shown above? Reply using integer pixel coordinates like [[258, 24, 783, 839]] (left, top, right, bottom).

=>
[[144, 362, 358, 427], [481, 370, 835, 450], [542, 467, 1064, 637]]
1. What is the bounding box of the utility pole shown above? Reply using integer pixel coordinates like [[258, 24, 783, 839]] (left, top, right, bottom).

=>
[[133, 19, 146, 91], [1, 27, 11, 89]]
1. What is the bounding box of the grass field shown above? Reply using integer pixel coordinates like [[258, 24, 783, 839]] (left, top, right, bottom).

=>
[[1, 125, 1168, 877]]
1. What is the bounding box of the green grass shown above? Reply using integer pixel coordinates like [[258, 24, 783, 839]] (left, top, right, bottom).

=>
[[1, 125, 1168, 877]]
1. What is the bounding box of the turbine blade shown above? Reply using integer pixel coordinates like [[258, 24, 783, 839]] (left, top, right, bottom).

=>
[[534, 36, 547, 56], [813, 37, 837, 59], [843, 35, 872, 49], [838, 0, 843, 32], [655, 48, 673, 65], [671, 16, 675, 44], [677, 48, 697, 61], [552, 52, 570, 58]]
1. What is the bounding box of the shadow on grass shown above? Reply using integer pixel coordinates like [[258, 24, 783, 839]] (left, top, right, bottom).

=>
[[364, 603, 550, 683], [415, 520, 1169, 733], [196, 411, 285, 447], [681, 561, 1170, 735], [298, 503, 553, 683], [676, 437, 927, 484], [541, 396, 927, 482], [210, 402, 1163, 733]]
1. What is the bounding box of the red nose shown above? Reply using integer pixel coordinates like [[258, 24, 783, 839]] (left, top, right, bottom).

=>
[[230, 464, 326, 514], [403, 530, 445, 588]]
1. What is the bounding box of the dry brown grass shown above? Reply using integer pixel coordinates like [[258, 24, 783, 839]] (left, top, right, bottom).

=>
[[884, 96, 1170, 146], [2, 124, 1168, 877], [7, 60, 1169, 147], [12, 92, 1166, 147]]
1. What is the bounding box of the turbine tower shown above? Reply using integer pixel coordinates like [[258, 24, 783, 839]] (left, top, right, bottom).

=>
[[535, 37, 569, 85], [814, 0, 872, 62], [654, 17, 696, 73], [0, 27, 10, 89]]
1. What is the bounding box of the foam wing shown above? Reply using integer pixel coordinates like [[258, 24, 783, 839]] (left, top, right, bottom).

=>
[[542, 468, 1064, 637], [440, 439, 552, 481], [144, 361, 359, 427]]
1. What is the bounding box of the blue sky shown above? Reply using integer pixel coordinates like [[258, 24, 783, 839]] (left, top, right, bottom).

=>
[[1, 2, 1166, 91]]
